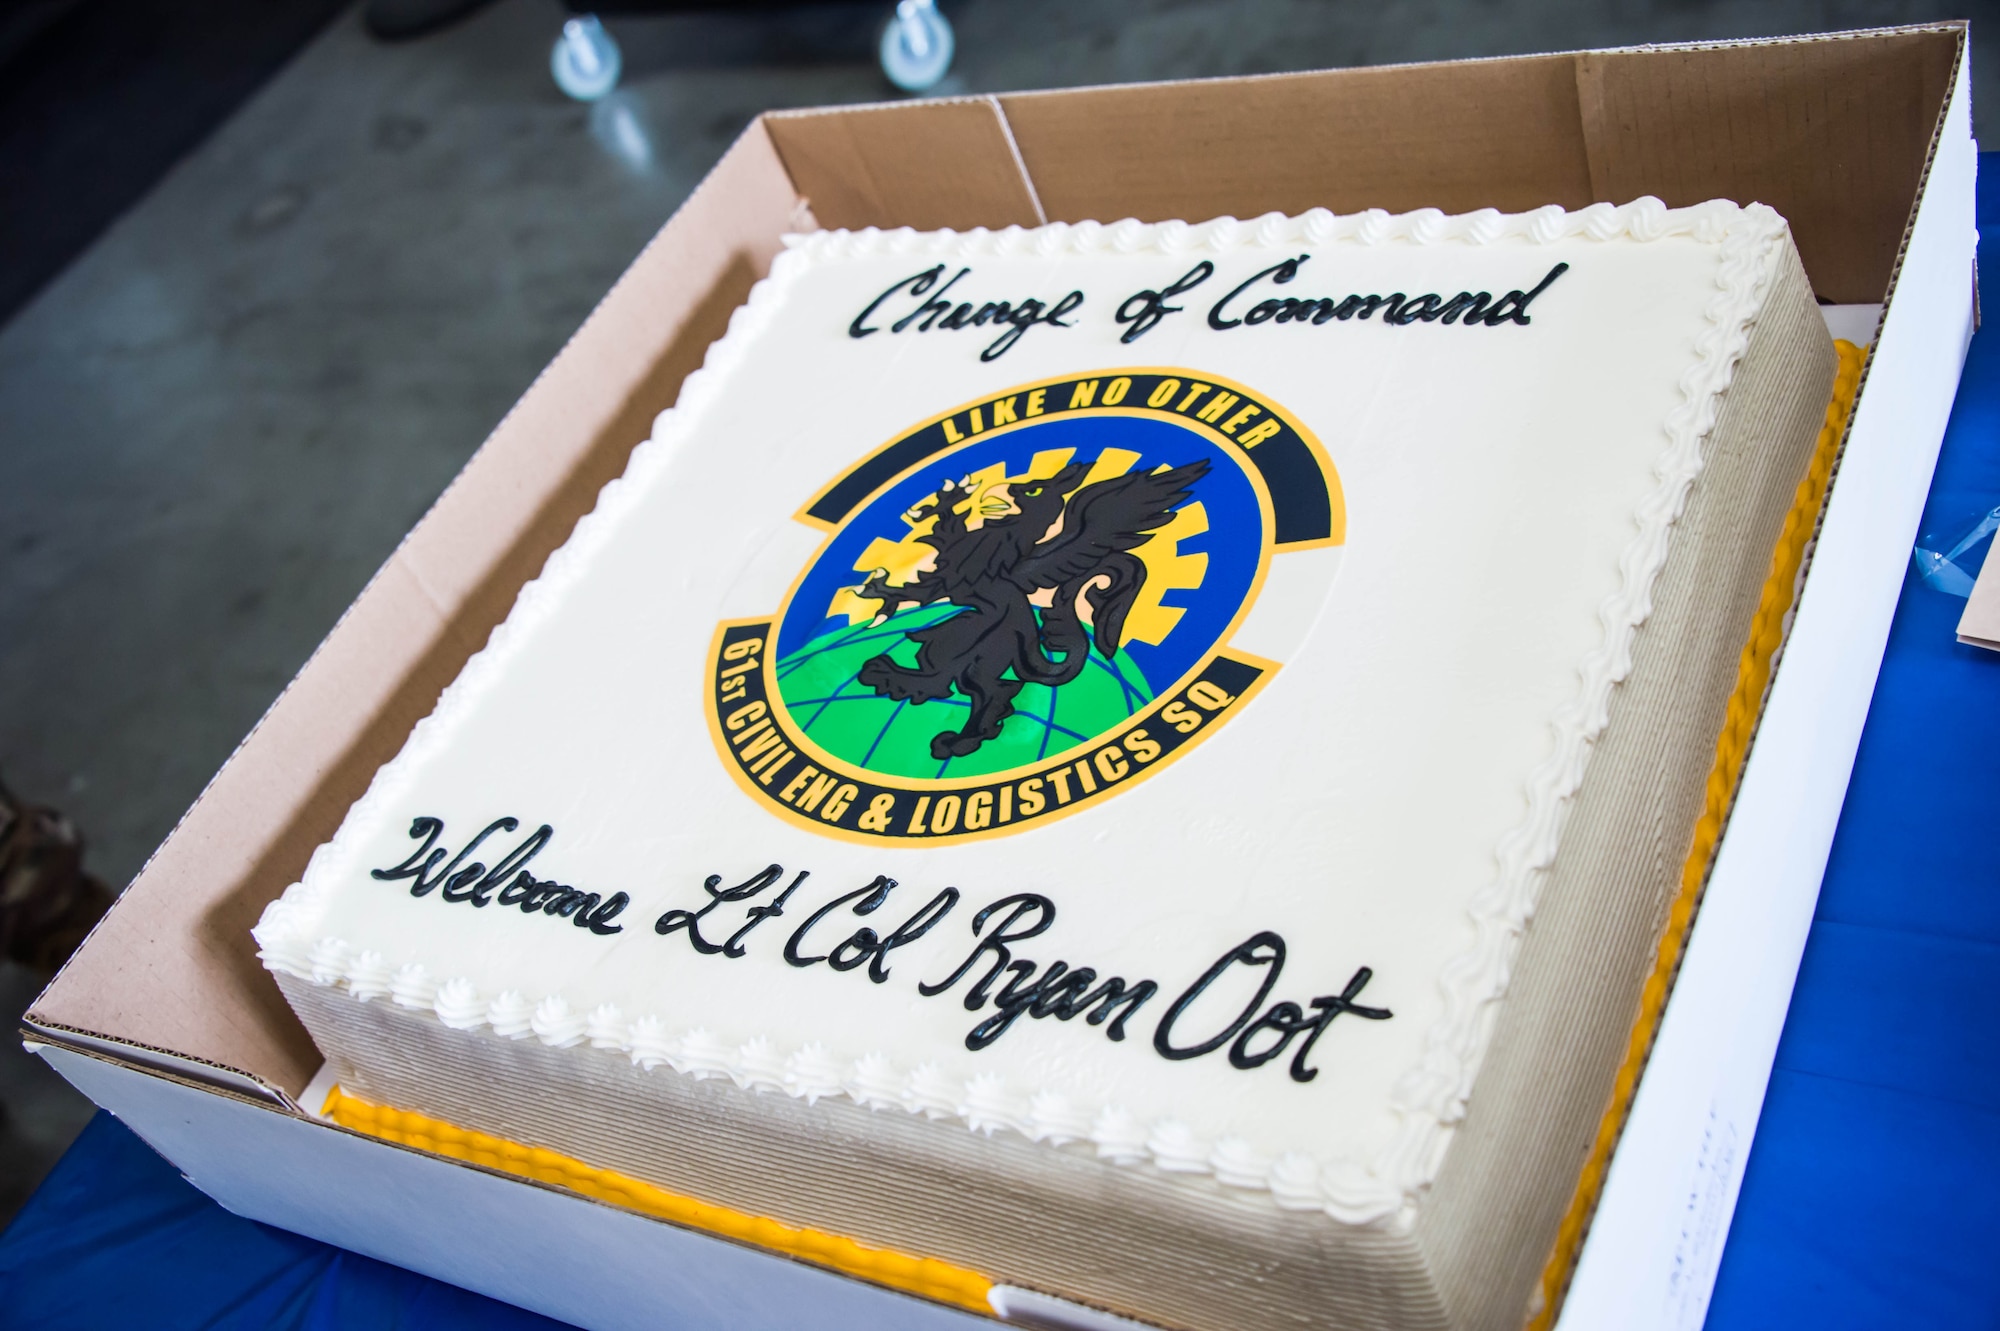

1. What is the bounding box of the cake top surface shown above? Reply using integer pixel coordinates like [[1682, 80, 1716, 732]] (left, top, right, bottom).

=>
[[257, 198, 1793, 1227]]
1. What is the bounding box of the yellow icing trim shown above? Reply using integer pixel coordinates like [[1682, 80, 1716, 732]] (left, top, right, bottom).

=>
[[321, 1084, 996, 1315], [1526, 339, 1868, 1330]]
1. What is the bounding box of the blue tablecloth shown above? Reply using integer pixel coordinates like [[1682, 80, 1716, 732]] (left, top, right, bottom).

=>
[[4, 186, 1998, 1331]]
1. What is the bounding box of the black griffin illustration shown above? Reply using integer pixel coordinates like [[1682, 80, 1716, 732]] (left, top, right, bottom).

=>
[[852, 457, 1210, 760]]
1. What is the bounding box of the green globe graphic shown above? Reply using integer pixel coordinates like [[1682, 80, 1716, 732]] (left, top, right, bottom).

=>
[[774, 603, 1155, 781]]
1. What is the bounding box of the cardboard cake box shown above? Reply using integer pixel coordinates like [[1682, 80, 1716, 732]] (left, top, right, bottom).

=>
[[23, 24, 1976, 1331]]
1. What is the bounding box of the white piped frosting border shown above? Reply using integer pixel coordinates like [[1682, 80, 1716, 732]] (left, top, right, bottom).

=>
[[255, 197, 1790, 1229]]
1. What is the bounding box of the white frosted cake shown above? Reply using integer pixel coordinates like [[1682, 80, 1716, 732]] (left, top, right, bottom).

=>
[[255, 199, 1840, 1330]]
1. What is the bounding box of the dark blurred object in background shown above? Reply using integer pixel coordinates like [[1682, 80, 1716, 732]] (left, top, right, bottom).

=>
[[0, 774, 112, 974], [0, 0, 348, 326], [365, 0, 501, 42]]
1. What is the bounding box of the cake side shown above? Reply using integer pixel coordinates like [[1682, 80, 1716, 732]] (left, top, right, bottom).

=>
[[1417, 249, 1839, 1331]]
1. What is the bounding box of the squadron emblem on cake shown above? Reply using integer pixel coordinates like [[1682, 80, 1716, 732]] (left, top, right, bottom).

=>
[[705, 369, 1343, 842]]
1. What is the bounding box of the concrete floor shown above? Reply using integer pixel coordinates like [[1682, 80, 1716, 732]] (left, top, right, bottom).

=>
[[1, 0, 1992, 1234]]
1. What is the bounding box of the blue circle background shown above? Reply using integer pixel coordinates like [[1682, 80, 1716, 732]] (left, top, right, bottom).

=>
[[777, 414, 1266, 696]]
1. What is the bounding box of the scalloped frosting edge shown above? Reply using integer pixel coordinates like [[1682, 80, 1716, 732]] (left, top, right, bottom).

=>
[[255, 196, 1793, 1230]]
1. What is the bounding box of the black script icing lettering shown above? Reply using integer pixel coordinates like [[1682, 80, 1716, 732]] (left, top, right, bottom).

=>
[[1228, 1000, 1309, 1071], [1272, 297, 1340, 325], [434, 815, 536, 907], [784, 875, 895, 967], [1390, 293, 1444, 325], [372, 816, 446, 885], [744, 874, 958, 982], [579, 892, 630, 937], [847, 265, 1082, 361], [400, 815, 517, 899], [1187, 257, 1570, 334], [1154, 932, 1286, 1060], [889, 269, 971, 333], [1480, 262, 1569, 326], [1068, 975, 1156, 1038], [368, 815, 624, 936], [963, 960, 1159, 1051], [918, 893, 1055, 1006], [1152, 934, 1392, 1078], [1114, 262, 1214, 343], [655, 864, 808, 957], [540, 887, 592, 918], [982, 290, 1084, 361], [538, 887, 627, 935], [850, 265, 952, 338], [720, 869, 809, 956], [1208, 257, 1307, 330], [1279, 967, 1392, 1082], [967, 959, 1069, 1050], [920, 893, 1156, 1052], [1224, 971, 1393, 1082], [860, 887, 960, 982], [464, 824, 552, 907], [1437, 291, 1495, 325], [636, 853, 1387, 1078], [1353, 293, 1399, 322]]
